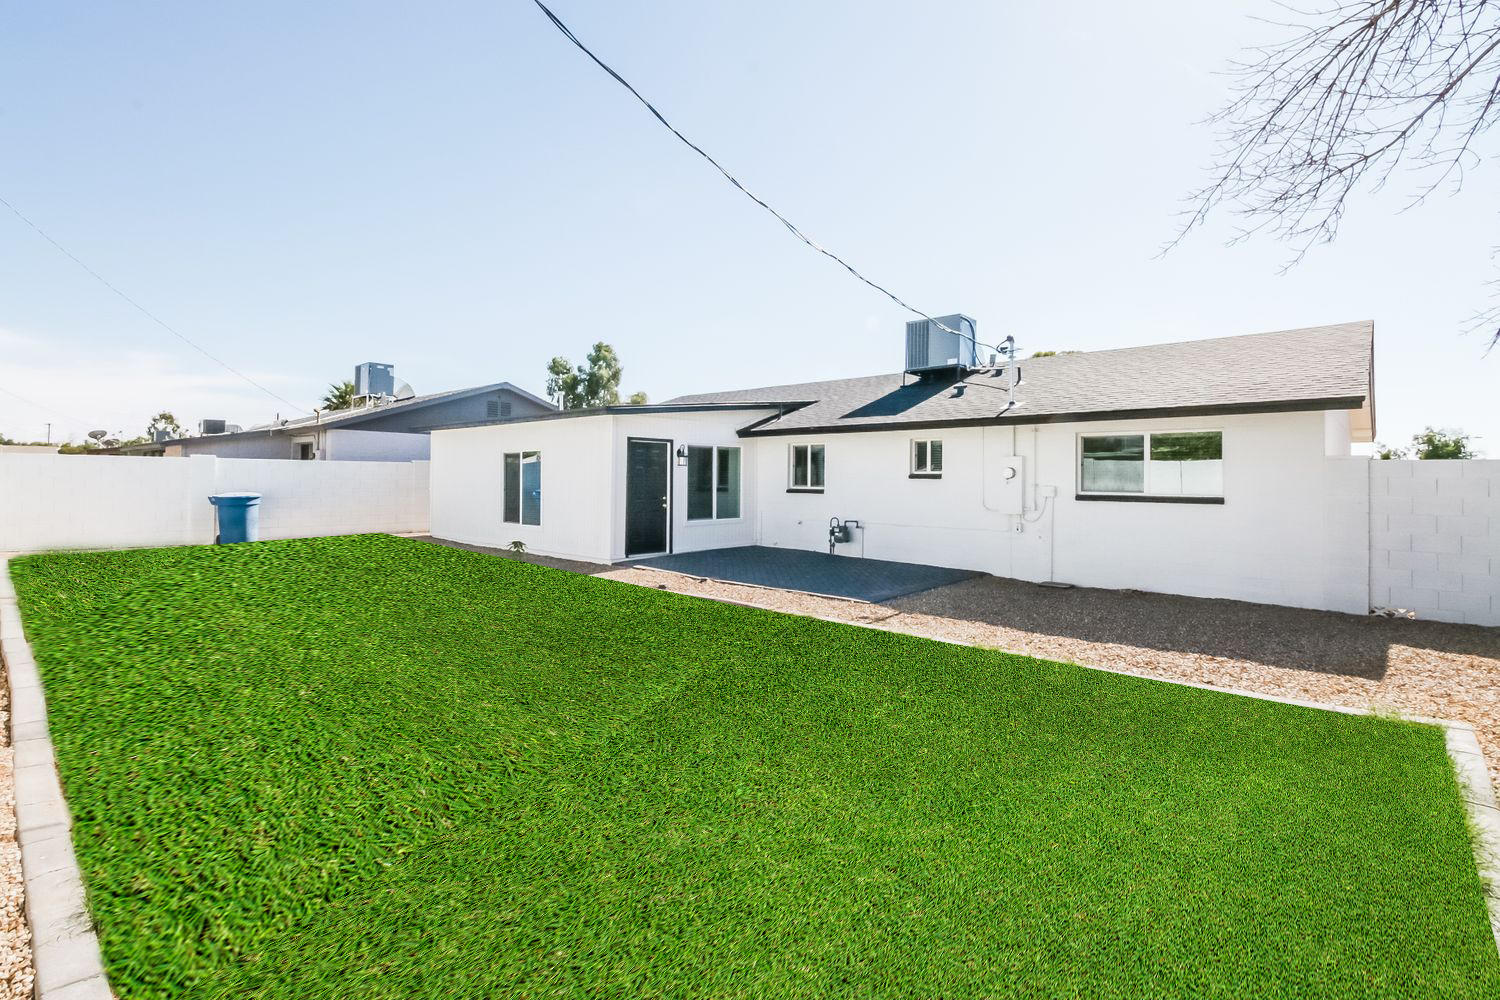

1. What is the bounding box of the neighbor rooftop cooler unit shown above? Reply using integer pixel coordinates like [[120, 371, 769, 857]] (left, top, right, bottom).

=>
[[905, 314, 978, 375], [355, 361, 396, 398]]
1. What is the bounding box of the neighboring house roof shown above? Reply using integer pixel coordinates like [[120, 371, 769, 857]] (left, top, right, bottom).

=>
[[255, 381, 555, 433], [667, 321, 1375, 437], [115, 381, 555, 453]]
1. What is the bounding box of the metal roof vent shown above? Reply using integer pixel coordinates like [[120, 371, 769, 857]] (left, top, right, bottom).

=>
[[905, 314, 978, 375]]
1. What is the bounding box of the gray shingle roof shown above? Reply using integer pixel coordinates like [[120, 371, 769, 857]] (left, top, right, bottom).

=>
[[252, 381, 554, 432], [668, 321, 1374, 436]]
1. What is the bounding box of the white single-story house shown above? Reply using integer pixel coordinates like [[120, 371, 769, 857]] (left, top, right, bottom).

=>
[[430, 320, 1376, 613]]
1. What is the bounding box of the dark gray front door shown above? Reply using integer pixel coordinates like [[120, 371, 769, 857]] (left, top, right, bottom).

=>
[[625, 439, 670, 557]]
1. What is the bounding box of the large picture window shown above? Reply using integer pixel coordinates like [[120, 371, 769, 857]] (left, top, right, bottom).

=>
[[503, 450, 542, 525], [789, 444, 825, 492], [1079, 431, 1222, 500], [686, 446, 742, 520]]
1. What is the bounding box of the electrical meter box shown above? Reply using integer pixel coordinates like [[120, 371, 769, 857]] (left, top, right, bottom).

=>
[[983, 450, 1025, 514]]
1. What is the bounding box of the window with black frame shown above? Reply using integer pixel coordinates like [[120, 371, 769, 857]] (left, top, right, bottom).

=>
[[1078, 431, 1222, 500]]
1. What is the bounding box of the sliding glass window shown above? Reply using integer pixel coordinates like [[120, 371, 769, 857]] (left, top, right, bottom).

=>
[[686, 445, 741, 520]]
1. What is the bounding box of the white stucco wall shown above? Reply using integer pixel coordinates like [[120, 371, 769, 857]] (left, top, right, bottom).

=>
[[747, 410, 1355, 612], [322, 429, 431, 462], [430, 416, 617, 563], [428, 410, 772, 564], [426, 406, 1500, 621], [606, 411, 763, 561], [0, 454, 429, 552]]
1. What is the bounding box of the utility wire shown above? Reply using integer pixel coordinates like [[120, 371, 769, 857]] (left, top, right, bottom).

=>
[[530, 0, 1008, 358], [0, 382, 93, 429], [0, 194, 311, 414]]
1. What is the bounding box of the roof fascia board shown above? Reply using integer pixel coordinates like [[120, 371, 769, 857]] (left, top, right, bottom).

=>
[[738, 395, 1370, 437]]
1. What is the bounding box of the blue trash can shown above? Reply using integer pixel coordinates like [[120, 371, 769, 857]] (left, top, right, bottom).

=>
[[209, 492, 262, 544]]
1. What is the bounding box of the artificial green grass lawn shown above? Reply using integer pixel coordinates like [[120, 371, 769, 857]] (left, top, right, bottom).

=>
[[9, 535, 1499, 999]]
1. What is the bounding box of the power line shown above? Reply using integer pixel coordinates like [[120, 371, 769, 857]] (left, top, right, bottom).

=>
[[530, 0, 1007, 358], [0, 382, 93, 429], [0, 194, 311, 414]]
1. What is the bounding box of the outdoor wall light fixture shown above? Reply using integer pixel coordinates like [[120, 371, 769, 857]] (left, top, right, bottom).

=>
[[676, 445, 689, 466]]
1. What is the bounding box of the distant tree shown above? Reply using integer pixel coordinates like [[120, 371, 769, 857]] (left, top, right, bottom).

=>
[[1410, 427, 1478, 460], [146, 411, 184, 438], [1029, 350, 1081, 358], [1376, 427, 1478, 460], [1176, 1, 1500, 344], [322, 381, 356, 411], [547, 342, 637, 410], [626, 391, 648, 405], [0, 432, 55, 447]]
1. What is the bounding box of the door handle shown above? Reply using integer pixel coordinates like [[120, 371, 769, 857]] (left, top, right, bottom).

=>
[[660, 496, 668, 509]]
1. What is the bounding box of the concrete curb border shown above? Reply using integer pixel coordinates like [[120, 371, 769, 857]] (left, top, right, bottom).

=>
[[642, 578, 1500, 957], [0, 557, 113, 1000]]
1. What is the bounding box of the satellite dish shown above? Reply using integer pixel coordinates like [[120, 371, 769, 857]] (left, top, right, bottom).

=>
[[394, 381, 415, 401], [87, 429, 108, 442]]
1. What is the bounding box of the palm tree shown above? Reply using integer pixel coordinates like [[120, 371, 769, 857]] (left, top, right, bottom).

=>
[[322, 381, 356, 411]]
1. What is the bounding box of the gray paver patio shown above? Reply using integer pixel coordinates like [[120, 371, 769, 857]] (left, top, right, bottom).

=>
[[628, 545, 982, 602]]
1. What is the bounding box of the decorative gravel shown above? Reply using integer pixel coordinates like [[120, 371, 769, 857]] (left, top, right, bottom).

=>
[[0, 686, 34, 998]]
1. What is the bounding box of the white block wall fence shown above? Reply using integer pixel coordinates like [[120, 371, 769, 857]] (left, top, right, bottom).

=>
[[0, 454, 429, 553], [1368, 459, 1500, 626]]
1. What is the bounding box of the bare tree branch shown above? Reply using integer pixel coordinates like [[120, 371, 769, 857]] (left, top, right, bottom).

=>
[[1171, 1, 1500, 345]]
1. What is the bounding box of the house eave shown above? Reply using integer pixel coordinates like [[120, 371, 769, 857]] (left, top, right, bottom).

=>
[[738, 395, 1370, 438]]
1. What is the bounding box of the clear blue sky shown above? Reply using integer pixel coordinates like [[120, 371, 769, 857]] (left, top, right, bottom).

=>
[[2, 1, 1496, 450]]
